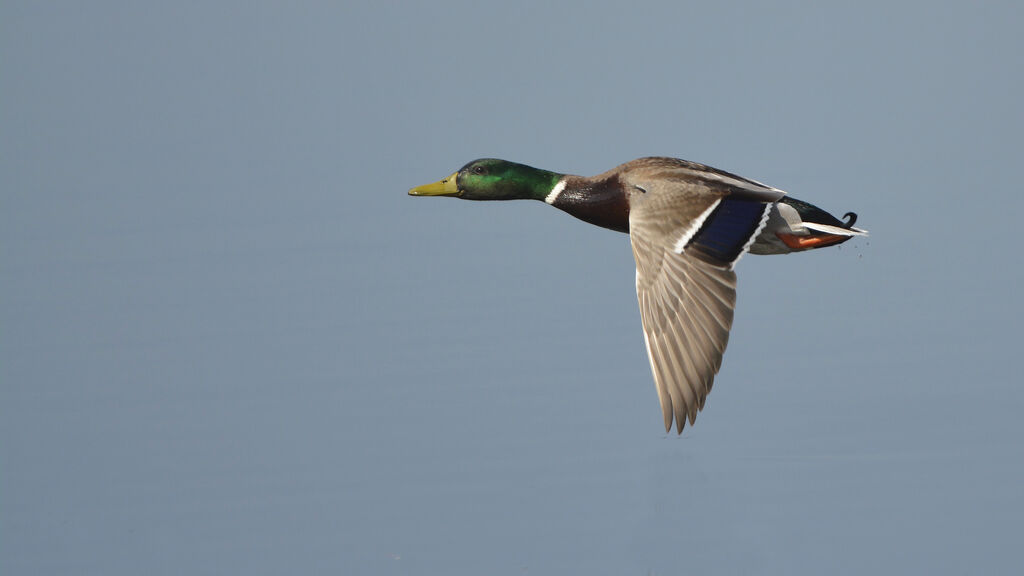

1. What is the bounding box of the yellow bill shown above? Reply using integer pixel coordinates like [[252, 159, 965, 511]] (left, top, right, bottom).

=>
[[408, 172, 460, 197]]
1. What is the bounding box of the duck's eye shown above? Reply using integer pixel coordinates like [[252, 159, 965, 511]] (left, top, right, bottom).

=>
[[472, 165, 487, 175]]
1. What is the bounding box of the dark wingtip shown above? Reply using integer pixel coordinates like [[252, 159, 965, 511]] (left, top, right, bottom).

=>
[[842, 212, 858, 228]]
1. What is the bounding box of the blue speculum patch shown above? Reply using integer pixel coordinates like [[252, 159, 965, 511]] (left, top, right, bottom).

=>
[[689, 198, 767, 265]]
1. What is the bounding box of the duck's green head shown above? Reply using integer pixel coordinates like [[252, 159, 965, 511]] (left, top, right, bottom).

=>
[[409, 158, 561, 201]]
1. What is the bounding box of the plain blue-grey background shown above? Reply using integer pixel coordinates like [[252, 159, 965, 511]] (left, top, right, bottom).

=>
[[3, 2, 1022, 574]]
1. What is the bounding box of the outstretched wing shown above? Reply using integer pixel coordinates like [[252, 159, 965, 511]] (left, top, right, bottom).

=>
[[626, 160, 779, 432], [631, 229, 737, 432]]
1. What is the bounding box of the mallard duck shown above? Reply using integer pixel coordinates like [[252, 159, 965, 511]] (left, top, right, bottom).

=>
[[410, 157, 866, 433]]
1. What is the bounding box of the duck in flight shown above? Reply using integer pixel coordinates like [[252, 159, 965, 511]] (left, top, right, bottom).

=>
[[410, 157, 866, 433]]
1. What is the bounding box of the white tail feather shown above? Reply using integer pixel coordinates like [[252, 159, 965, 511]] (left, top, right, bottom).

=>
[[801, 222, 869, 236]]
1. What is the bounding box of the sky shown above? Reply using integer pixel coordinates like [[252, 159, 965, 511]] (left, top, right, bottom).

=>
[[3, 2, 1023, 574]]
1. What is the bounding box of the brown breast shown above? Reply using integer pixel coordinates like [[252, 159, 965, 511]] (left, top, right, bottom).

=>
[[550, 174, 630, 233]]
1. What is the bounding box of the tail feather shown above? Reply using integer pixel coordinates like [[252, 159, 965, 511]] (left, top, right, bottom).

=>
[[801, 221, 868, 236], [750, 197, 867, 255]]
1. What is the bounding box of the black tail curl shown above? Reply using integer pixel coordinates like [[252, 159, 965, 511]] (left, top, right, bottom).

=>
[[842, 212, 858, 228]]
